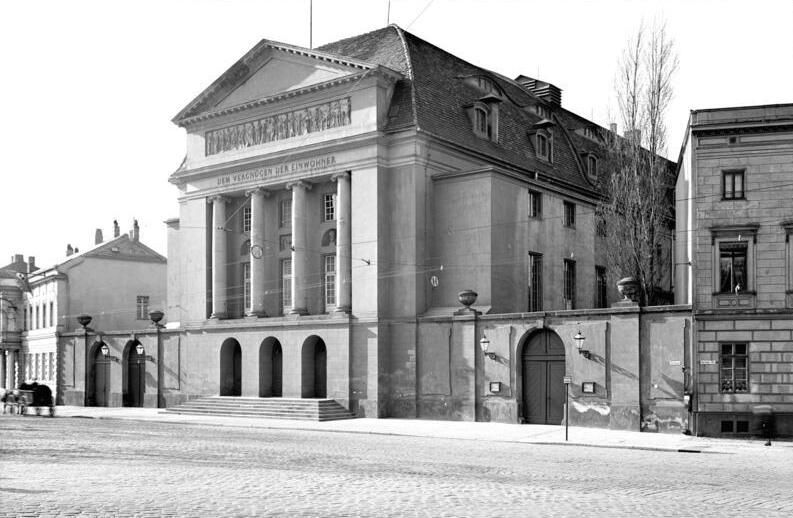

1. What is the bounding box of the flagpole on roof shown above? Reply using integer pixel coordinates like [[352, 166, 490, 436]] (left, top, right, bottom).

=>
[[309, 0, 313, 49]]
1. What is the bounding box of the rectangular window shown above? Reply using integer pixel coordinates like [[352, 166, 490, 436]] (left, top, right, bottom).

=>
[[720, 343, 748, 393], [323, 193, 336, 222], [564, 201, 576, 227], [536, 133, 549, 160], [596, 266, 608, 308], [42, 304, 46, 329], [528, 190, 542, 218], [243, 262, 251, 312], [719, 242, 747, 293], [35, 305, 39, 329], [23, 307, 27, 331], [587, 155, 598, 178], [528, 253, 543, 311], [323, 255, 336, 309], [281, 259, 292, 313], [279, 234, 292, 252], [722, 170, 745, 200], [136, 295, 149, 320], [49, 302, 54, 327], [242, 206, 252, 233], [49, 352, 55, 381], [564, 259, 576, 310], [280, 199, 292, 228]]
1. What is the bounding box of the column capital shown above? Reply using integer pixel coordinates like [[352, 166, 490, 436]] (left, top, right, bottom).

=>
[[286, 180, 312, 191], [331, 171, 350, 182], [207, 195, 228, 204], [245, 187, 271, 198]]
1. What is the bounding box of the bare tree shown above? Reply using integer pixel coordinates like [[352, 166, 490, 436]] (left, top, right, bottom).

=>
[[598, 21, 679, 305]]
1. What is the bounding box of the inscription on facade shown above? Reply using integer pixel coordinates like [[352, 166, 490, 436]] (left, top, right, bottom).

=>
[[215, 155, 337, 187], [205, 98, 351, 156]]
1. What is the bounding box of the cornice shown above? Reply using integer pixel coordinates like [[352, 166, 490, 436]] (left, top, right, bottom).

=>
[[170, 131, 383, 185]]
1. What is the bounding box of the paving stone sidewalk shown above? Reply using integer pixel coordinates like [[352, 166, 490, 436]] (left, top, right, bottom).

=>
[[48, 405, 791, 454]]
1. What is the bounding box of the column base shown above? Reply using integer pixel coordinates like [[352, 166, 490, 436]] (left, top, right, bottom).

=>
[[246, 310, 267, 318], [209, 312, 227, 320], [288, 307, 309, 316], [333, 305, 351, 314]]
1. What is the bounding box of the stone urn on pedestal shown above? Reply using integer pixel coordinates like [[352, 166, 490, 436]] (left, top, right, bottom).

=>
[[616, 277, 642, 306], [455, 289, 481, 315]]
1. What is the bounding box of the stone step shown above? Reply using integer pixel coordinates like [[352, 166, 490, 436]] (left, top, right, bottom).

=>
[[163, 397, 356, 422]]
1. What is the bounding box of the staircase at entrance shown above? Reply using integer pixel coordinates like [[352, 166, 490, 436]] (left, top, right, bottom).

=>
[[163, 397, 356, 421]]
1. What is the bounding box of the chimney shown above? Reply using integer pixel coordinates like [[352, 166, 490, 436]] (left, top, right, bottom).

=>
[[113, 220, 120, 238], [515, 75, 562, 106], [74, 247, 79, 253], [132, 219, 140, 242], [625, 129, 642, 145], [28, 256, 37, 273], [95, 228, 104, 245], [66, 244, 73, 256], [610, 123, 618, 134], [14, 254, 23, 265]]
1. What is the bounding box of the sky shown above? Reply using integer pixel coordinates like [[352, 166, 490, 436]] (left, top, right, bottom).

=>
[[1, 0, 791, 268]]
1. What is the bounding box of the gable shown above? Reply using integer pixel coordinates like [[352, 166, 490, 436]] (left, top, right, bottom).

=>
[[214, 53, 356, 110], [173, 40, 376, 125]]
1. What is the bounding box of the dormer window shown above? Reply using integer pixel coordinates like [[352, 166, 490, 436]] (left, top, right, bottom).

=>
[[535, 104, 550, 119], [467, 100, 499, 142], [587, 154, 598, 180], [474, 106, 489, 136], [536, 131, 552, 162]]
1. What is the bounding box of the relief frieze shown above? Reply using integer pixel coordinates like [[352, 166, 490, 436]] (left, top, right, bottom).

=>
[[205, 97, 351, 156]]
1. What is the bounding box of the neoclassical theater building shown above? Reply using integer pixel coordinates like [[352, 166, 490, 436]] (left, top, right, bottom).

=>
[[91, 25, 687, 429]]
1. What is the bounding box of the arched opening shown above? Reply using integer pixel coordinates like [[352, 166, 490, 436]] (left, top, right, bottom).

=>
[[301, 336, 327, 398], [259, 337, 283, 397], [520, 329, 566, 424], [89, 341, 111, 407], [123, 340, 145, 407], [219, 338, 242, 396]]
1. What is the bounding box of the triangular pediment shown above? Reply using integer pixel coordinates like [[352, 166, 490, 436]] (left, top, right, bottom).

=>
[[173, 40, 375, 125], [214, 53, 358, 110]]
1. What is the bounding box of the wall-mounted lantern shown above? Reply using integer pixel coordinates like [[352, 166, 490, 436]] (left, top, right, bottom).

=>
[[480, 333, 497, 360], [574, 329, 590, 359], [135, 343, 155, 362]]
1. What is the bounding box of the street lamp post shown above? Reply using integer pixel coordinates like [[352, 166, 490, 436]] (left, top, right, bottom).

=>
[[77, 314, 92, 406], [149, 310, 165, 408]]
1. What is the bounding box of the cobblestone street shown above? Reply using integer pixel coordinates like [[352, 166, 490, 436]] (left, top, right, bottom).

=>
[[2, 416, 792, 517]]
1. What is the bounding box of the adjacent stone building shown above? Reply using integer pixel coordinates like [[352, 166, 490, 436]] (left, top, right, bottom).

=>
[[676, 103, 793, 436], [10, 222, 166, 405]]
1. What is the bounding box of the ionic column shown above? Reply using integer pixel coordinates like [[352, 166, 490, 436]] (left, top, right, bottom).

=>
[[287, 181, 311, 315], [333, 172, 352, 313], [246, 187, 269, 317], [208, 195, 228, 319]]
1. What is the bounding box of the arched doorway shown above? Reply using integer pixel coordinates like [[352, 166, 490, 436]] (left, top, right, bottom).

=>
[[89, 342, 111, 407], [301, 336, 327, 398], [219, 338, 242, 396], [123, 341, 145, 407], [259, 338, 283, 397], [521, 329, 566, 424]]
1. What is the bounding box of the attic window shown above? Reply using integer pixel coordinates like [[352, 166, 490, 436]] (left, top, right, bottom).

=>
[[469, 102, 498, 142], [535, 104, 550, 119], [111, 247, 120, 253], [536, 131, 552, 162], [587, 154, 598, 180]]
